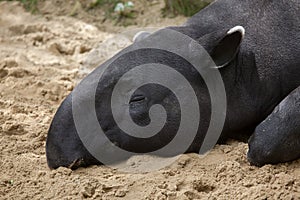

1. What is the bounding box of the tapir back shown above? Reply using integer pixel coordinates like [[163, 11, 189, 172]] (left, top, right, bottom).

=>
[[186, 0, 300, 79], [183, 0, 300, 113]]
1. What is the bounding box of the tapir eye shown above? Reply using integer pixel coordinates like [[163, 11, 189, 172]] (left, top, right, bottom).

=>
[[129, 95, 146, 104]]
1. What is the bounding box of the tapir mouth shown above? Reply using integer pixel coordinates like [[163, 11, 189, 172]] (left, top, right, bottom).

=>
[[68, 158, 86, 169], [46, 142, 103, 170]]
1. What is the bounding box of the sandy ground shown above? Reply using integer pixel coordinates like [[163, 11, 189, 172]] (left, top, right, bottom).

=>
[[0, 1, 299, 199]]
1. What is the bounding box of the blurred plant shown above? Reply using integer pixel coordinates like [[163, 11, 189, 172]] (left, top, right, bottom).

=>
[[89, 0, 136, 26], [114, 1, 135, 19], [1, 0, 38, 13], [163, 0, 212, 17], [89, 0, 120, 9], [114, 1, 134, 12]]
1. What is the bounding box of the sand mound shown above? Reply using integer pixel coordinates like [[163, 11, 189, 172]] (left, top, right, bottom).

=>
[[0, 1, 299, 199]]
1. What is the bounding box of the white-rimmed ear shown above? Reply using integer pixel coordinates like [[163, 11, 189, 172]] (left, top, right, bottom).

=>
[[227, 25, 245, 38], [211, 25, 245, 68], [133, 31, 151, 42]]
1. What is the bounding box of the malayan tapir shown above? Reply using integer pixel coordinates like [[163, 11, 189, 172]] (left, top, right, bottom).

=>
[[46, 0, 300, 169]]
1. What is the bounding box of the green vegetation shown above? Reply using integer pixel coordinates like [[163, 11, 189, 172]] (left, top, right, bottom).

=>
[[1, 0, 136, 26], [91, 0, 137, 26], [2, 0, 38, 13], [88, 0, 120, 10], [0, 0, 213, 26], [163, 0, 212, 17]]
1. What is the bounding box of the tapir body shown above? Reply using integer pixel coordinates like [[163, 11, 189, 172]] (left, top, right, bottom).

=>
[[46, 0, 300, 169]]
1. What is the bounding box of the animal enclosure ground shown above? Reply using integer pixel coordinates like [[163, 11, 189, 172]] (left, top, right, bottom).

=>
[[0, 1, 299, 199]]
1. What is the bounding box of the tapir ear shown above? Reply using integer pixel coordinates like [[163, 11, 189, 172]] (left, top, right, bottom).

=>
[[211, 26, 245, 68], [133, 31, 151, 42]]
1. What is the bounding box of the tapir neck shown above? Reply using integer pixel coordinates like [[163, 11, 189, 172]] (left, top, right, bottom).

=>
[[168, 0, 300, 139]]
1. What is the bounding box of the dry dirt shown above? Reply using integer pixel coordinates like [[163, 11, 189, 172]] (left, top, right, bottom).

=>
[[0, 1, 299, 199]]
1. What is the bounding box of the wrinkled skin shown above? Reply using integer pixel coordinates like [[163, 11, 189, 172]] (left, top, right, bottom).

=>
[[46, 0, 300, 169]]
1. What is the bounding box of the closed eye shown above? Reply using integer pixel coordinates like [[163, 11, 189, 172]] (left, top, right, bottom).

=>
[[129, 95, 146, 104]]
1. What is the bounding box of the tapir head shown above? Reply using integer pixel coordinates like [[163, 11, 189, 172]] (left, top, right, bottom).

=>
[[46, 25, 245, 169]]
